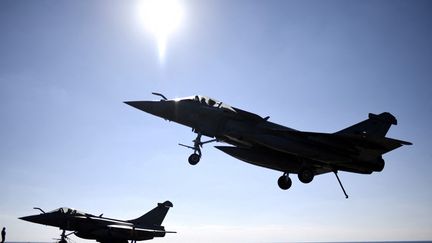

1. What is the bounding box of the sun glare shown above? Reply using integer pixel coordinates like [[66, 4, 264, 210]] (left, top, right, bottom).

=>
[[137, 0, 184, 61]]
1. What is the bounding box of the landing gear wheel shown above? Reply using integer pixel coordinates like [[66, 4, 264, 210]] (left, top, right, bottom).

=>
[[277, 175, 292, 190], [188, 153, 200, 165], [298, 168, 314, 184]]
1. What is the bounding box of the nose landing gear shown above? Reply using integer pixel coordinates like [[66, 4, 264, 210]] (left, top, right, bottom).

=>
[[179, 133, 217, 165], [188, 153, 201, 165], [54, 230, 73, 243]]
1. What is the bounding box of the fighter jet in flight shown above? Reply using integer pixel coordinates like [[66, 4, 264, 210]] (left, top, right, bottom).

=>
[[125, 93, 411, 198], [19, 201, 175, 243]]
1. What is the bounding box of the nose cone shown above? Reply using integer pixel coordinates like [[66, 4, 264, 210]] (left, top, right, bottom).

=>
[[124, 101, 175, 121], [19, 215, 46, 224]]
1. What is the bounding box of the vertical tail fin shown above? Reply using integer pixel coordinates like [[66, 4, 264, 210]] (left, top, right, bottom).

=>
[[336, 112, 397, 137], [128, 201, 173, 226]]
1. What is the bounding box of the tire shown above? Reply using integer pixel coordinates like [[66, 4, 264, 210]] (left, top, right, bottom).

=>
[[298, 168, 314, 184], [188, 153, 200, 165], [277, 175, 292, 190]]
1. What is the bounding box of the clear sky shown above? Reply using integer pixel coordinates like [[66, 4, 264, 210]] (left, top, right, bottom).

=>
[[1, 0, 431, 242]]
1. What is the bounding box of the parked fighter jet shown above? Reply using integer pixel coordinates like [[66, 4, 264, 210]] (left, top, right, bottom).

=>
[[19, 201, 175, 243], [125, 93, 412, 198]]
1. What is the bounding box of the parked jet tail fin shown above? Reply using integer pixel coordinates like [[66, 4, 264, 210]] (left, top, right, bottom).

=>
[[336, 112, 397, 137], [128, 201, 173, 226]]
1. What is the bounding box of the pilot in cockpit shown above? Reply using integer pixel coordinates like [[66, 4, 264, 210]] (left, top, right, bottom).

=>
[[208, 99, 216, 106], [200, 97, 206, 104]]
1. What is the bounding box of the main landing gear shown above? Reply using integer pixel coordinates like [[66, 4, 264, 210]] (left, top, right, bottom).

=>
[[278, 173, 292, 190], [277, 169, 349, 199], [298, 168, 314, 184], [278, 168, 315, 190], [179, 133, 217, 165]]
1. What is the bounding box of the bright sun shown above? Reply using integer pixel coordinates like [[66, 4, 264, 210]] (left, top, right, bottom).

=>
[[137, 0, 184, 61]]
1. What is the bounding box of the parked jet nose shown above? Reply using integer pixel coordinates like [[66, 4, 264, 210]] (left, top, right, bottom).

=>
[[19, 215, 47, 224], [124, 101, 176, 121]]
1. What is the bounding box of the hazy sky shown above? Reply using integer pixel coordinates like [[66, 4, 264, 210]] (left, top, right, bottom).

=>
[[1, 1, 431, 242]]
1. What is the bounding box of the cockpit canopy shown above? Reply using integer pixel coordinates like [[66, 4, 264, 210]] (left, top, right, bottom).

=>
[[173, 95, 235, 112], [48, 207, 86, 216]]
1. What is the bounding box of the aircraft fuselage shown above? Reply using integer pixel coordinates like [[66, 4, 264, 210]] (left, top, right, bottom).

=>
[[20, 202, 174, 242], [125, 98, 385, 174], [125, 94, 411, 197]]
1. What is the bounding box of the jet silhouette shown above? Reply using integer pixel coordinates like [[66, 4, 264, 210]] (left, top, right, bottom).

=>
[[125, 93, 412, 198], [20, 201, 175, 243]]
